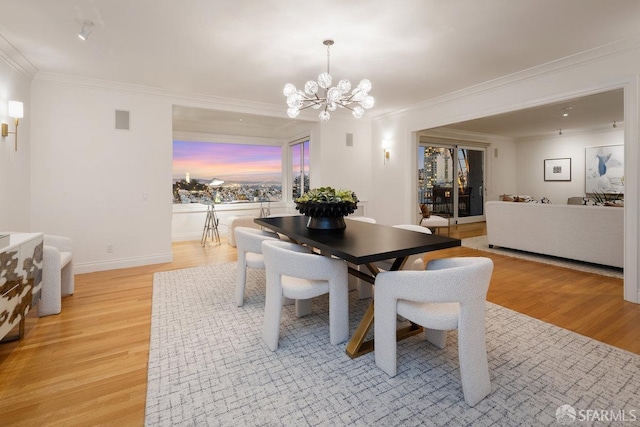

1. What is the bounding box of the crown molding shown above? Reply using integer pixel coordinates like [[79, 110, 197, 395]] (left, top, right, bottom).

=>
[[172, 131, 284, 145], [32, 71, 373, 128], [418, 127, 514, 144], [374, 34, 640, 123], [0, 34, 38, 78], [515, 122, 624, 143], [33, 71, 289, 115]]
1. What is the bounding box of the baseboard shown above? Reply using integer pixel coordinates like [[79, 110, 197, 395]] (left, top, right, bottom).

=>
[[74, 253, 173, 274], [172, 227, 230, 243]]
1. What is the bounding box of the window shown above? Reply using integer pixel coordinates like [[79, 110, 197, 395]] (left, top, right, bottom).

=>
[[172, 140, 282, 204], [290, 139, 310, 200]]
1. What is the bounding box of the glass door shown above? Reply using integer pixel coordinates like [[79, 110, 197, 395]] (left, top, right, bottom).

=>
[[456, 145, 485, 223], [418, 143, 485, 223]]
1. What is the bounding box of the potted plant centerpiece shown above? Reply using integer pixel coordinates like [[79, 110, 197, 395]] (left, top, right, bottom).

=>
[[295, 187, 359, 229]]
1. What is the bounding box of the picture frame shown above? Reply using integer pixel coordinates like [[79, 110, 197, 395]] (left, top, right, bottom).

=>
[[585, 145, 624, 194], [544, 158, 571, 181]]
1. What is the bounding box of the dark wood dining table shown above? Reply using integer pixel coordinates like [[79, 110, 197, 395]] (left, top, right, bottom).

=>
[[254, 215, 461, 358]]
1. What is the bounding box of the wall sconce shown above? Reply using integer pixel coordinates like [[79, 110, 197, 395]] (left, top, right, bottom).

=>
[[382, 139, 391, 165], [2, 100, 24, 151]]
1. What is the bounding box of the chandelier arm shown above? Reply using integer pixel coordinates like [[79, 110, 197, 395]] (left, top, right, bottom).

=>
[[342, 93, 356, 103], [298, 104, 315, 112]]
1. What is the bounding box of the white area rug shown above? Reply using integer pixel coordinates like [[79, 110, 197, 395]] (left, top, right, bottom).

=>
[[145, 263, 639, 426], [462, 235, 624, 279]]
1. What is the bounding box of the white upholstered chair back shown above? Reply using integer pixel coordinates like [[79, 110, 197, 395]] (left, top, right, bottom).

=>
[[376, 224, 432, 272], [234, 227, 279, 307], [260, 240, 349, 351], [374, 257, 494, 406], [346, 216, 376, 223]]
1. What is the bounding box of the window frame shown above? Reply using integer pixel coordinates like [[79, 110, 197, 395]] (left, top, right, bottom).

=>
[[288, 136, 310, 202]]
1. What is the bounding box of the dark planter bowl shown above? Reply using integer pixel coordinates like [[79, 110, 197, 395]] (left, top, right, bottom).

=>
[[295, 201, 358, 229]]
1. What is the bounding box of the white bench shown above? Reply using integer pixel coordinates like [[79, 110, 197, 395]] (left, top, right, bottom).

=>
[[227, 216, 260, 247]]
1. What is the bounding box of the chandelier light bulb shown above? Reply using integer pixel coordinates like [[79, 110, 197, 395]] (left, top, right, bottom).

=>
[[304, 81, 318, 95], [283, 83, 297, 97], [283, 40, 374, 121], [318, 72, 332, 89]]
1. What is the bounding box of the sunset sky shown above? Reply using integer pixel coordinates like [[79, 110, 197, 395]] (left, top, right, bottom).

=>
[[173, 141, 282, 182]]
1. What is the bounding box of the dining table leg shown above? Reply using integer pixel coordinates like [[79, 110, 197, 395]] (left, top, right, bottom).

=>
[[345, 257, 422, 358]]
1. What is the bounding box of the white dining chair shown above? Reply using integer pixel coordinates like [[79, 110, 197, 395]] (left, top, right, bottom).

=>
[[418, 204, 450, 236], [265, 213, 302, 241], [374, 257, 494, 406], [234, 227, 280, 307], [261, 240, 349, 351], [375, 224, 432, 272], [346, 216, 376, 223], [354, 224, 434, 300]]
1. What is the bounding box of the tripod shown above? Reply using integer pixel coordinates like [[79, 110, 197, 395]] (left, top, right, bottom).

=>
[[201, 204, 220, 246]]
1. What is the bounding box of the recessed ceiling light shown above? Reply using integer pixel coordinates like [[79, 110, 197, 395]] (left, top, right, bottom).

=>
[[78, 21, 93, 41]]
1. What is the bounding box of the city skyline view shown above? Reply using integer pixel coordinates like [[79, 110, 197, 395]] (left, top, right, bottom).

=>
[[173, 140, 282, 183]]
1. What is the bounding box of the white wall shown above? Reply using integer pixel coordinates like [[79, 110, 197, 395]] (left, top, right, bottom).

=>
[[30, 80, 174, 273], [370, 38, 640, 303], [516, 128, 624, 204], [26, 77, 374, 271], [487, 137, 519, 201], [309, 118, 373, 203], [0, 61, 31, 231]]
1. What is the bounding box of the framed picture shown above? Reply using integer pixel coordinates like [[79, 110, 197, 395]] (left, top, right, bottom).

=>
[[585, 145, 624, 194], [544, 158, 571, 181]]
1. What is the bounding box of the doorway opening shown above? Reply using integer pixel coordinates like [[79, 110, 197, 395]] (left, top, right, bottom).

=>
[[418, 143, 486, 225]]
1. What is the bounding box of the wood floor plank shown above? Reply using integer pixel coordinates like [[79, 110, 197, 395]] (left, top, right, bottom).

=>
[[0, 223, 638, 426]]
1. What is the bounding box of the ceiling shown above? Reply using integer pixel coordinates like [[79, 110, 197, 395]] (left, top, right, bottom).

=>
[[172, 105, 312, 139], [1, 1, 639, 132], [439, 89, 624, 139]]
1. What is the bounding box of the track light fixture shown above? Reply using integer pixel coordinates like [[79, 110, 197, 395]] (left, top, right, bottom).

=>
[[613, 121, 618, 128], [558, 129, 563, 135], [78, 21, 93, 41], [562, 107, 572, 117]]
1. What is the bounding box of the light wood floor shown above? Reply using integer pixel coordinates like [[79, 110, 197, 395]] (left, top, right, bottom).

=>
[[1, 223, 638, 426]]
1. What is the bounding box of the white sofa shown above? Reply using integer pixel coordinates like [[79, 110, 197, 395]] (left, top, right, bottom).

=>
[[485, 201, 623, 268]]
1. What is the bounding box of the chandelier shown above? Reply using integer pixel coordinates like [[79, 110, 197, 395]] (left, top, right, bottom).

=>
[[283, 40, 374, 122]]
